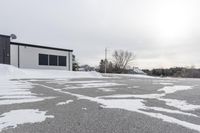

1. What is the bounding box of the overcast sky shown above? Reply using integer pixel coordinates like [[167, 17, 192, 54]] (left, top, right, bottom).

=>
[[1, 0, 200, 69]]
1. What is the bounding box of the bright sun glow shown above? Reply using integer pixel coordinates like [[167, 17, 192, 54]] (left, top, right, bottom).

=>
[[155, 1, 193, 40]]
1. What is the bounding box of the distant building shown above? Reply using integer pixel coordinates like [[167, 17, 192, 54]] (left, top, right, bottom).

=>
[[133, 67, 146, 75], [126, 67, 146, 75], [0, 34, 73, 70], [78, 65, 95, 71]]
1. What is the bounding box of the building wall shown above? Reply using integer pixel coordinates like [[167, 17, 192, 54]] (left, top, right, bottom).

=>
[[10, 45, 18, 67], [10, 45, 72, 70], [0, 35, 10, 64], [69, 51, 73, 71]]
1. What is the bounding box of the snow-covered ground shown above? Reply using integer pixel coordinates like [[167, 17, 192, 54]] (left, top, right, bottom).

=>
[[104, 73, 156, 79], [1, 64, 200, 132], [0, 64, 102, 79], [0, 64, 103, 131]]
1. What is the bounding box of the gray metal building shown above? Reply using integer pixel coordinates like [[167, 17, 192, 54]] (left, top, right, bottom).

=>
[[0, 34, 73, 70]]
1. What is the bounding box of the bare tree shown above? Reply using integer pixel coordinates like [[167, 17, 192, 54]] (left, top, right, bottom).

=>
[[112, 50, 135, 73]]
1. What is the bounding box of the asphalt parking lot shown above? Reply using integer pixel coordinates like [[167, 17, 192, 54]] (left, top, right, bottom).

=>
[[1, 75, 200, 133]]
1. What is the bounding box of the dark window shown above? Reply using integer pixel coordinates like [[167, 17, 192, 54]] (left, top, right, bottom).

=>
[[59, 56, 66, 66], [39, 54, 48, 65], [49, 55, 58, 66]]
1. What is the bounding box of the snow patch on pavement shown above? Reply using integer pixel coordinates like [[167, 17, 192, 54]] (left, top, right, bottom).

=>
[[0, 79, 52, 105], [101, 93, 165, 99], [105, 73, 155, 79], [147, 107, 198, 117], [0, 109, 54, 132], [75, 95, 200, 132], [47, 80, 104, 85], [36, 83, 200, 132], [154, 82, 174, 85], [140, 111, 200, 132], [97, 88, 115, 92], [82, 108, 87, 110], [0, 98, 52, 106], [101, 85, 200, 111], [66, 82, 123, 89], [57, 100, 74, 105], [133, 86, 140, 88], [160, 98, 200, 111], [128, 86, 140, 89], [65, 80, 105, 84], [158, 86, 193, 94], [80, 97, 200, 132], [160, 83, 174, 85]]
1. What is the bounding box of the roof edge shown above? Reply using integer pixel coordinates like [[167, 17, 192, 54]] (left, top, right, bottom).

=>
[[10, 42, 73, 52], [0, 34, 10, 38]]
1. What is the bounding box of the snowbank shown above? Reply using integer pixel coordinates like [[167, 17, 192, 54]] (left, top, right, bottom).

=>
[[0, 64, 102, 79], [104, 73, 156, 79]]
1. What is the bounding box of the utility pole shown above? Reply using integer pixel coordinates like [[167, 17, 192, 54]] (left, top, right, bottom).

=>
[[105, 48, 107, 73]]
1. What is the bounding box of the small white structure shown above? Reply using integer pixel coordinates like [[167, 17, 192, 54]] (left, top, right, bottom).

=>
[[133, 67, 146, 75], [0, 34, 73, 70]]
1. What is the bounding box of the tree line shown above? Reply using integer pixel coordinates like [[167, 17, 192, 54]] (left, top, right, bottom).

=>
[[143, 67, 200, 78]]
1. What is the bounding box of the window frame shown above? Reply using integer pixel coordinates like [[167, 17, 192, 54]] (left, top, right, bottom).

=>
[[49, 55, 58, 66], [39, 54, 49, 66], [58, 56, 67, 66]]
